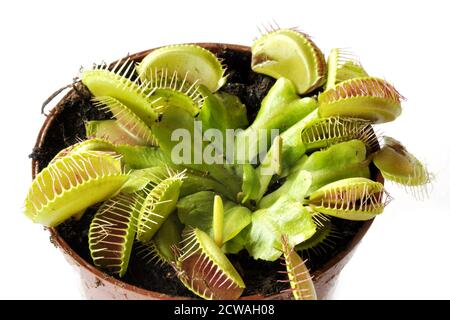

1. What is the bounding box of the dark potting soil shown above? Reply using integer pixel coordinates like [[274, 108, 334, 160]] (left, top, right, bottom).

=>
[[30, 46, 364, 298]]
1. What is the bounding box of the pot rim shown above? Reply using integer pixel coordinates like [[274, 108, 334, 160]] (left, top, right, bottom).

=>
[[32, 42, 374, 300]]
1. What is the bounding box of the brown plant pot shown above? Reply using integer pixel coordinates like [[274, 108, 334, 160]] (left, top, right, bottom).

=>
[[32, 43, 374, 300]]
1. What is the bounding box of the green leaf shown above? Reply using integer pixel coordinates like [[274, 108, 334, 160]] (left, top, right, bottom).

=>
[[259, 140, 370, 208], [300, 139, 370, 193], [199, 86, 248, 134], [258, 140, 370, 208], [124, 166, 234, 199], [177, 191, 214, 226], [222, 206, 252, 243], [177, 191, 251, 244], [152, 213, 183, 263], [197, 88, 248, 163], [115, 145, 171, 169], [236, 79, 317, 163], [52, 138, 171, 170], [249, 109, 318, 202], [121, 167, 171, 193], [268, 108, 318, 169], [241, 164, 261, 203], [222, 226, 249, 254], [151, 105, 241, 197], [246, 199, 316, 261], [258, 168, 312, 209]]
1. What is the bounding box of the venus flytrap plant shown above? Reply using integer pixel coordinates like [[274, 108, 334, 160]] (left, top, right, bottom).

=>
[[136, 213, 184, 265], [88, 167, 186, 275], [26, 29, 431, 300], [135, 241, 168, 267], [81, 59, 159, 126], [318, 77, 404, 123], [301, 116, 378, 153], [137, 44, 227, 92], [279, 235, 317, 300], [84, 59, 239, 195], [25, 151, 128, 226], [88, 192, 139, 277], [296, 220, 341, 257], [85, 120, 147, 146], [325, 48, 368, 90], [306, 177, 390, 221], [50, 138, 116, 163], [141, 68, 205, 117], [120, 166, 174, 194], [322, 47, 402, 124], [152, 213, 184, 263], [173, 227, 245, 300], [373, 136, 431, 199], [252, 28, 326, 94], [281, 115, 377, 170], [136, 169, 186, 242], [91, 96, 158, 146]]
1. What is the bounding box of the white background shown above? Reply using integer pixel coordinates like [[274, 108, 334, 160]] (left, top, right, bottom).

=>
[[1, 0, 449, 299]]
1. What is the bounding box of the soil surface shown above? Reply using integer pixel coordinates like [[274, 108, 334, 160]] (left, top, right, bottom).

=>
[[30, 46, 364, 298]]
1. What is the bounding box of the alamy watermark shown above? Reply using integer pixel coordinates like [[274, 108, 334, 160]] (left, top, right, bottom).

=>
[[170, 120, 279, 166]]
